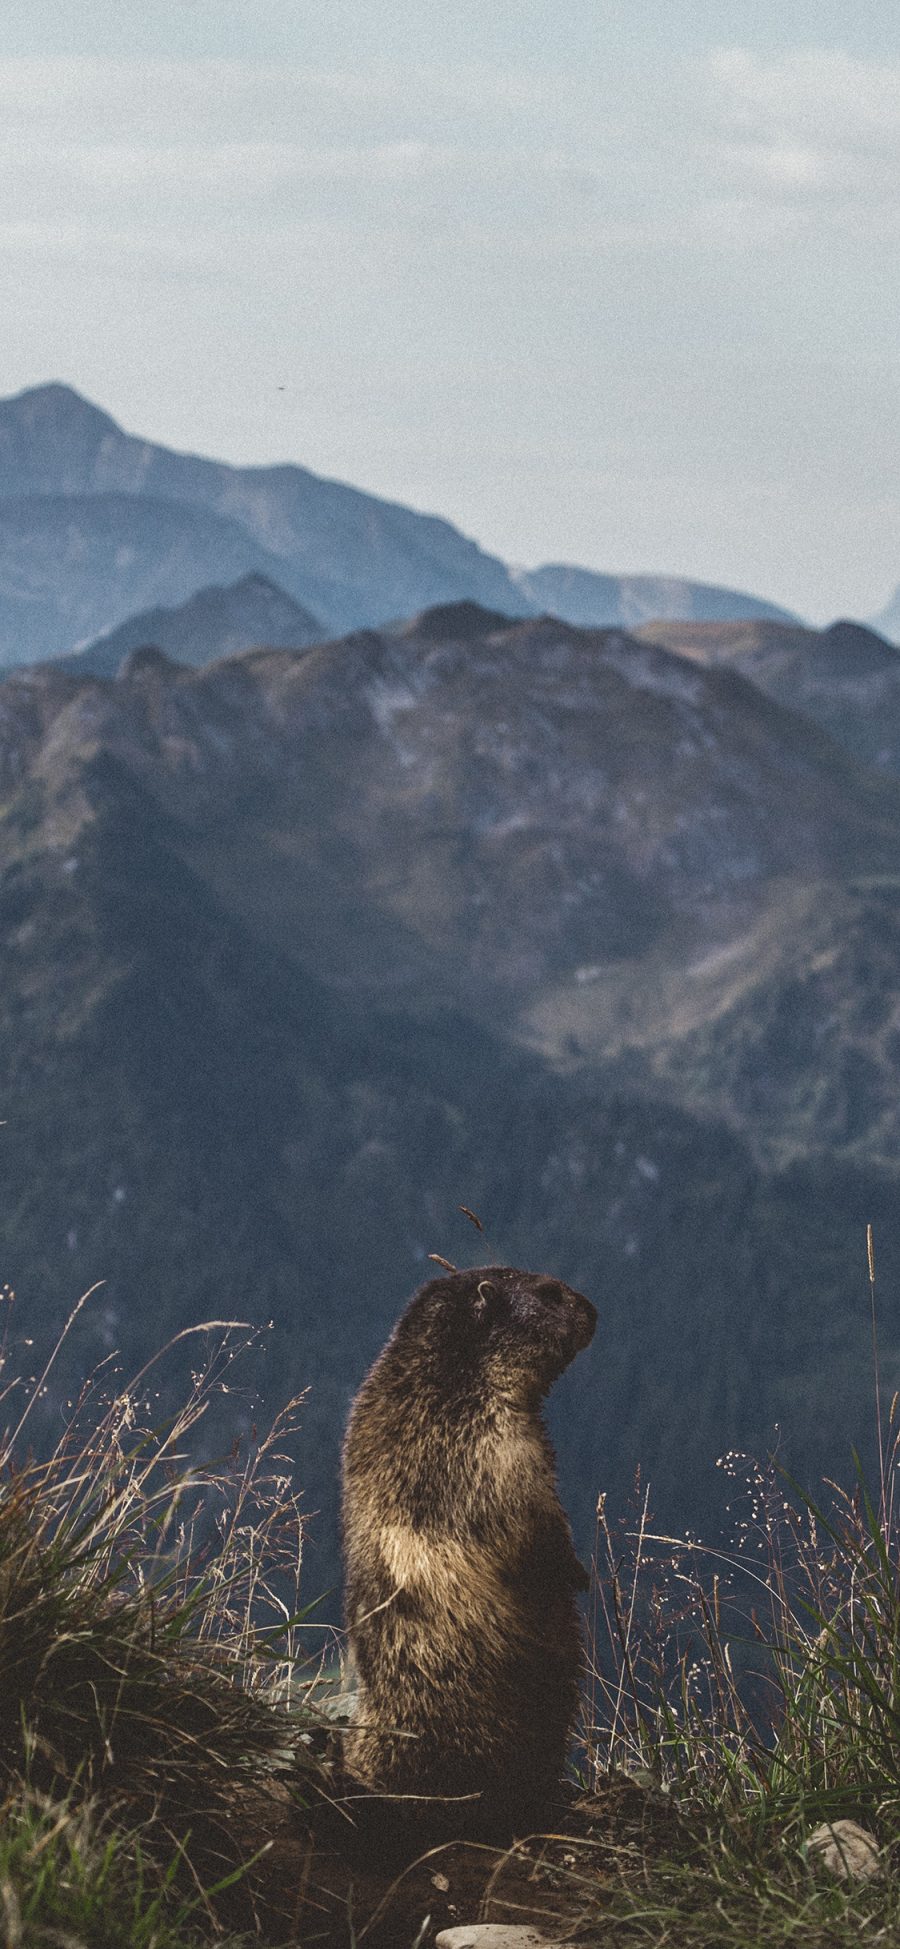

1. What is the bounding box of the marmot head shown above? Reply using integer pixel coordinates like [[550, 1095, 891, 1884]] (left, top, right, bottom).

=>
[[391, 1264, 596, 1400]]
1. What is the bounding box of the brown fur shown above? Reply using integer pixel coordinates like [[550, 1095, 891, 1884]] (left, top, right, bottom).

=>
[[341, 1264, 597, 1838]]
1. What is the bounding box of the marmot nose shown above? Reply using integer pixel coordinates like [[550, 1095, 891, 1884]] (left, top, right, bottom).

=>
[[570, 1289, 597, 1348]]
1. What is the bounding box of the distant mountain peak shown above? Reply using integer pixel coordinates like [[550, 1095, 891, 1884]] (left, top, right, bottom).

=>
[[42, 571, 323, 681], [232, 572, 283, 596], [516, 561, 800, 630], [400, 600, 516, 641], [7, 381, 123, 434]]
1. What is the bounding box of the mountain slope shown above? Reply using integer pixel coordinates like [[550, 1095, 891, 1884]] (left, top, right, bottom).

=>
[[0, 493, 305, 666], [53, 574, 323, 678], [637, 617, 900, 775], [172, 607, 900, 1034], [4, 603, 900, 1168], [1, 656, 898, 1599], [515, 562, 800, 629]]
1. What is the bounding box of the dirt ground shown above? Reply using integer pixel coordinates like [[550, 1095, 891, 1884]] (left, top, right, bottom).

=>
[[228, 1772, 681, 1947]]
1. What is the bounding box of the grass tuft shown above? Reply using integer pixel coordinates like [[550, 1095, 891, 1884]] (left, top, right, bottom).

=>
[[0, 1296, 331, 1941], [580, 1410, 900, 1943], [0, 1784, 256, 1949]]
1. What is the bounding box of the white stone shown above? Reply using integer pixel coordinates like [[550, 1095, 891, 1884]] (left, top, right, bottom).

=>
[[807, 1819, 881, 1881], [435, 1928, 569, 1949]]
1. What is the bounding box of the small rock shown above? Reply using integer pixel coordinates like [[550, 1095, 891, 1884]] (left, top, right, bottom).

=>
[[431, 1871, 451, 1892], [435, 1928, 569, 1948], [807, 1819, 881, 1881]]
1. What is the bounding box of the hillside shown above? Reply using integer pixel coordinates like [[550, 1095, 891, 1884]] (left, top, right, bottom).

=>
[[637, 616, 900, 775], [74, 601, 897, 1166], [3, 604, 900, 1599], [52, 573, 323, 678], [0, 492, 303, 667]]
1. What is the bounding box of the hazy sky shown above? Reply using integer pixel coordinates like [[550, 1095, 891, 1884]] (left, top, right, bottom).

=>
[[2, 1, 899, 621]]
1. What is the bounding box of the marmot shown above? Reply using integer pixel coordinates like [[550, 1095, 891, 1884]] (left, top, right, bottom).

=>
[[341, 1264, 597, 1838]]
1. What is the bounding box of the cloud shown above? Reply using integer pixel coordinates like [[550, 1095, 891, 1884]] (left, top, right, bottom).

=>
[[0, 54, 554, 143], [706, 46, 900, 137], [60, 139, 440, 190], [0, 38, 895, 286], [24, 137, 600, 196], [730, 144, 831, 189], [3, 42, 899, 221], [700, 46, 900, 216], [0, 52, 596, 246]]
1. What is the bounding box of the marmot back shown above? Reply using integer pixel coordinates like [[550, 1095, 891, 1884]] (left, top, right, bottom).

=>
[[341, 1264, 597, 1838]]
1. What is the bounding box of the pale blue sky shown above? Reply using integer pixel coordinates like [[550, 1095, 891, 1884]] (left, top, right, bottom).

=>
[[2, 2, 899, 620]]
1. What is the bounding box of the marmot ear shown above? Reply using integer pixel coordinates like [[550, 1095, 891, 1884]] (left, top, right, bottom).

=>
[[472, 1278, 497, 1321]]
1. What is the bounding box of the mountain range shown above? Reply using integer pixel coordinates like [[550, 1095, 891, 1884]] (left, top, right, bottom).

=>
[[0, 383, 800, 665], [5, 379, 900, 1605], [3, 602, 900, 1603]]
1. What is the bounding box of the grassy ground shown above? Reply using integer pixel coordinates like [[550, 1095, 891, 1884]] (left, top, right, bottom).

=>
[[573, 1360, 900, 1945], [4, 1277, 900, 1946], [0, 1787, 257, 1949], [0, 1290, 332, 1946]]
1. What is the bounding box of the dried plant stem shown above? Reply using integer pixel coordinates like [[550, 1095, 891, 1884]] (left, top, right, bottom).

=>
[[867, 1223, 886, 1522]]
